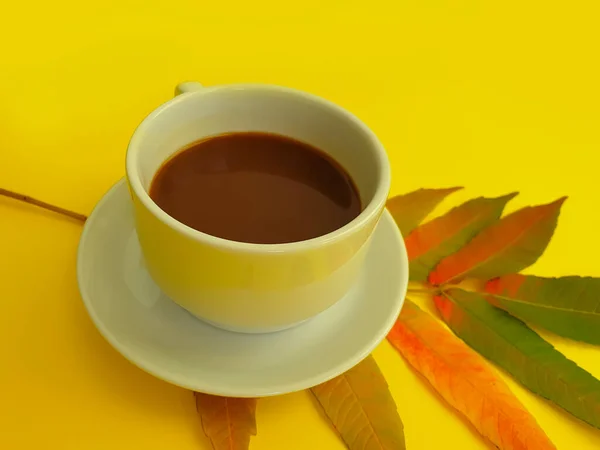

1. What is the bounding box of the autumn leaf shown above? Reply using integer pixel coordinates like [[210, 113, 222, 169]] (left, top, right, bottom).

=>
[[435, 288, 600, 429], [387, 299, 555, 450], [429, 197, 566, 285], [194, 393, 257, 450], [311, 355, 405, 450], [485, 274, 600, 345], [386, 187, 462, 236], [406, 193, 517, 281]]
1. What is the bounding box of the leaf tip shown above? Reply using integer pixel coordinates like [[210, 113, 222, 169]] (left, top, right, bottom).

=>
[[493, 191, 519, 207], [502, 191, 519, 201], [541, 195, 567, 213], [555, 195, 568, 205]]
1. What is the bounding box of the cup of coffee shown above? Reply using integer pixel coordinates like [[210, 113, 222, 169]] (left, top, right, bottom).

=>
[[126, 82, 392, 333]]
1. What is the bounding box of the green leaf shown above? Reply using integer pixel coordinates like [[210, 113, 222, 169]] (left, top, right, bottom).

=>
[[406, 193, 517, 281], [386, 187, 462, 236], [430, 197, 567, 285], [435, 288, 600, 429], [311, 355, 405, 449], [486, 274, 600, 345]]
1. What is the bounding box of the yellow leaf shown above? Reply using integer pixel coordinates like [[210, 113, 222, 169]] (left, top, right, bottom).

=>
[[194, 393, 257, 450], [387, 187, 462, 236], [311, 355, 405, 450]]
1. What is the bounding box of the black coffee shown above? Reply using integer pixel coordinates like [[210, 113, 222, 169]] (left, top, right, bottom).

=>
[[149, 132, 361, 244]]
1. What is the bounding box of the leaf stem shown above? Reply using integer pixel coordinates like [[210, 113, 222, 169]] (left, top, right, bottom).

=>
[[0, 187, 87, 223], [407, 287, 440, 295]]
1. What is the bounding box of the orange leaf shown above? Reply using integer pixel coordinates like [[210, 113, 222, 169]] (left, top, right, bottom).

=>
[[406, 193, 517, 281], [311, 355, 405, 449], [194, 393, 257, 450], [387, 300, 556, 450], [386, 187, 462, 236], [429, 197, 566, 285]]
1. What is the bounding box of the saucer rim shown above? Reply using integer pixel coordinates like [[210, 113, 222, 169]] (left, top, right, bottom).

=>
[[77, 178, 408, 397]]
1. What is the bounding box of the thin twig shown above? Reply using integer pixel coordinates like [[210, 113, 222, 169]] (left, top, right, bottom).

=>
[[0, 187, 87, 223]]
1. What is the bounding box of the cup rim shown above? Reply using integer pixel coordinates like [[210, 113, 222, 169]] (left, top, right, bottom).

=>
[[126, 83, 391, 254]]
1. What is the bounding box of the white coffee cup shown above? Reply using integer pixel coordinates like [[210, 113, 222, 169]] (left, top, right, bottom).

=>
[[126, 82, 393, 333]]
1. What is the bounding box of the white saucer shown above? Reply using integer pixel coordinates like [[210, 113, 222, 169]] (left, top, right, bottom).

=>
[[77, 179, 408, 397]]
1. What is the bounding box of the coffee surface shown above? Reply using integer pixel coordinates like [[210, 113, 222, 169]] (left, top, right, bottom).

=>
[[149, 132, 361, 244]]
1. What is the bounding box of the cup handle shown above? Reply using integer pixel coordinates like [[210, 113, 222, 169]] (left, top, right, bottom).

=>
[[174, 82, 204, 96]]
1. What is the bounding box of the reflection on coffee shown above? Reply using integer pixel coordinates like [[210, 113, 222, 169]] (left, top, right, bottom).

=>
[[149, 132, 361, 244]]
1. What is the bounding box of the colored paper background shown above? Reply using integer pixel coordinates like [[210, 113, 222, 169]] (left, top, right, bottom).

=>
[[1, 1, 599, 448]]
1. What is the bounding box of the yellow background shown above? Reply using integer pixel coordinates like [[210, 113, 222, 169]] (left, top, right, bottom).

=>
[[1, 1, 599, 448]]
